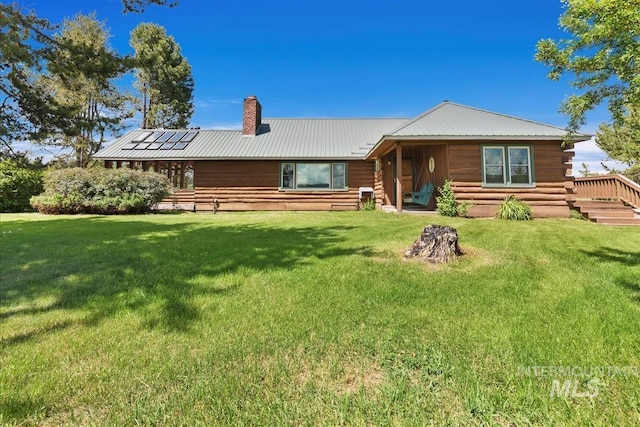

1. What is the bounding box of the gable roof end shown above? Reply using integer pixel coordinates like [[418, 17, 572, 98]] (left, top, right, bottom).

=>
[[387, 101, 578, 138]]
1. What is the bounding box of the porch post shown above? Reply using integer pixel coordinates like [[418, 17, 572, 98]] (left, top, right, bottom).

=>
[[395, 143, 403, 212], [179, 161, 185, 188]]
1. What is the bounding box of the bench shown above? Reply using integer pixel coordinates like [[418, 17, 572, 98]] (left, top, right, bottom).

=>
[[411, 182, 434, 206]]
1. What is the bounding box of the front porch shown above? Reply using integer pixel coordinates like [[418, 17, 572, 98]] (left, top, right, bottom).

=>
[[376, 143, 448, 212]]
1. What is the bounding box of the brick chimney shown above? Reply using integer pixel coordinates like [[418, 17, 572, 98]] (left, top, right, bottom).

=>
[[242, 95, 262, 136]]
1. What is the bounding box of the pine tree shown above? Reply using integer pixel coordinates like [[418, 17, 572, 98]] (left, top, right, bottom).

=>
[[130, 23, 194, 129]]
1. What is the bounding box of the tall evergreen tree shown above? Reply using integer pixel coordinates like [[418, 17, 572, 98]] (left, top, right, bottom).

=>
[[0, 2, 65, 155], [122, 0, 177, 13], [40, 13, 133, 167], [1, 0, 176, 160], [130, 23, 194, 129]]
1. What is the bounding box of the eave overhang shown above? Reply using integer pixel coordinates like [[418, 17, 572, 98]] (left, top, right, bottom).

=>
[[364, 134, 592, 160]]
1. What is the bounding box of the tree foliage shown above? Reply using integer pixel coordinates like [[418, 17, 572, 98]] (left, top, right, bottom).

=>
[[0, 2, 66, 154], [122, 0, 177, 14], [31, 167, 172, 214], [535, 0, 640, 135], [130, 23, 194, 129], [0, 159, 43, 212], [38, 13, 133, 167], [1, 0, 175, 161], [596, 106, 640, 167]]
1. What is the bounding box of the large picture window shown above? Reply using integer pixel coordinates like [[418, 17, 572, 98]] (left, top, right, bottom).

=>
[[280, 162, 347, 190], [482, 145, 534, 187]]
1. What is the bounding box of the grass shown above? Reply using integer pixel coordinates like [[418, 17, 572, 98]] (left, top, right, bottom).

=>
[[1, 211, 639, 426]]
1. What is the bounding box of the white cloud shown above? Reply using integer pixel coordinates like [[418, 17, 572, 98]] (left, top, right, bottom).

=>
[[571, 137, 626, 175]]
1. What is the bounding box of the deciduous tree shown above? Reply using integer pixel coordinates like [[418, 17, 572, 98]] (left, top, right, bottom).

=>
[[535, 0, 640, 136], [596, 106, 640, 182]]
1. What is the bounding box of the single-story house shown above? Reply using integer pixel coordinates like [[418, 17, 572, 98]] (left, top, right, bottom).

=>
[[93, 96, 590, 216]]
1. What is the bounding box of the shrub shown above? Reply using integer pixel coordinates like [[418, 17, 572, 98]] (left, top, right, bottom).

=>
[[30, 167, 172, 214], [570, 209, 586, 220], [435, 180, 471, 217], [0, 160, 44, 212], [361, 198, 376, 211], [496, 196, 532, 220]]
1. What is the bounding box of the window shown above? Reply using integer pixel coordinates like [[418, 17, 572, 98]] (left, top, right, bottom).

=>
[[280, 162, 347, 190], [482, 145, 534, 186], [484, 147, 505, 184]]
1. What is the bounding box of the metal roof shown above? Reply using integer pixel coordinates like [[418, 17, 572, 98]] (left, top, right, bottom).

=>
[[94, 101, 591, 161], [94, 118, 409, 160], [388, 102, 575, 137]]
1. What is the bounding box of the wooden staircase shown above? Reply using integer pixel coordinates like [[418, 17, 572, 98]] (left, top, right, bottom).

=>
[[573, 199, 640, 225], [158, 189, 196, 211], [574, 174, 640, 225]]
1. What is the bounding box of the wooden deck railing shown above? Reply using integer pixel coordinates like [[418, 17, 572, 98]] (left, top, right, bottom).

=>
[[574, 174, 640, 208]]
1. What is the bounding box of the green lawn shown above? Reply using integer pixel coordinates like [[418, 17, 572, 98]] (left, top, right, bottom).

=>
[[1, 211, 639, 426]]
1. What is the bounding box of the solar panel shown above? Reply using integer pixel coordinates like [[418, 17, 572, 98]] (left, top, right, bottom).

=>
[[181, 131, 198, 142], [146, 142, 163, 150], [160, 142, 176, 150], [134, 143, 151, 150], [168, 131, 187, 142], [122, 143, 139, 150], [145, 131, 165, 142], [173, 142, 189, 150], [133, 131, 153, 142], [156, 131, 175, 143]]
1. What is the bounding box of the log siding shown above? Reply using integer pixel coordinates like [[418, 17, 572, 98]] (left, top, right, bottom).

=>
[[372, 140, 574, 217], [448, 141, 573, 217], [193, 160, 374, 211]]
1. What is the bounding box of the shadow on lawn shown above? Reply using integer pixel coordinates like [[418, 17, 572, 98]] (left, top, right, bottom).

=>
[[615, 277, 640, 305], [578, 246, 640, 305], [578, 246, 640, 267], [1, 216, 374, 343]]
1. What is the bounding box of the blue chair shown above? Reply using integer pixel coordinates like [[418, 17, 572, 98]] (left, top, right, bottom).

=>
[[411, 182, 434, 206]]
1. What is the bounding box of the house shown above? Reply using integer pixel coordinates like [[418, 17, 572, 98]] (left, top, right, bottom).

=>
[[93, 96, 590, 216]]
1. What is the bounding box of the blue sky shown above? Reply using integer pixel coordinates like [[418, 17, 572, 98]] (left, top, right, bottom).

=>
[[20, 0, 618, 172]]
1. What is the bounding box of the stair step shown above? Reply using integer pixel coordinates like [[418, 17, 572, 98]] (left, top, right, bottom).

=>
[[574, 202, 626, 209], [585, 210, 635, 218], [594, 217, 640, 225]]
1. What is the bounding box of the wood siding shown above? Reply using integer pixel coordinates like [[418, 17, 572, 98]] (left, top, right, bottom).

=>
[[404, 145, 448, 210], [193, 160, 374, 211], [448, 141, 573, 217], [373, 140, 573, 217]]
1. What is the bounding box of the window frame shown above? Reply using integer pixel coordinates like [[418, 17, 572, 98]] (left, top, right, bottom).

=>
[[481, 144, 535, 188], [279, 161, 348, 191]]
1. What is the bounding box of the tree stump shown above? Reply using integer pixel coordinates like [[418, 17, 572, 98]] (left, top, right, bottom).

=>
[[404, 225, 462, 263]]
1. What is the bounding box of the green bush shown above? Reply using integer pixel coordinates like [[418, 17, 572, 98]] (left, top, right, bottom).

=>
[[0, 160, 44, 212], [570, 209, 586, 220], [496, 195, 532, 220], [30, 167, 172, 214], [361, 198, 376, 211], [435, 180, 471, 217]]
